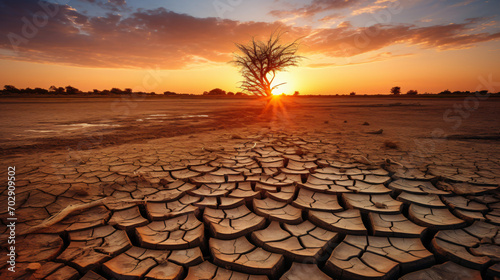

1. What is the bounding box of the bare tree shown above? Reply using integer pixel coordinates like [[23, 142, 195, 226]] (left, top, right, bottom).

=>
[[233, 32, 302, 97]]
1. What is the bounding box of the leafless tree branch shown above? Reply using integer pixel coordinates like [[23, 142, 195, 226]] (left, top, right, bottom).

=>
[[233, 31, 303, 97]]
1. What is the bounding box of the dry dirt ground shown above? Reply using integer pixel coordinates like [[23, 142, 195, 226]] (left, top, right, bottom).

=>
[[0, 96, 499, 280]]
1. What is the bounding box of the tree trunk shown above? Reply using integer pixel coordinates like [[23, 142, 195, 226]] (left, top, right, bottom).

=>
[[264, 85, 272, 96]]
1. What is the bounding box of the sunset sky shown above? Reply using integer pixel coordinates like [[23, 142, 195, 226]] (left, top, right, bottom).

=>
[[1, 0, 499, 95]]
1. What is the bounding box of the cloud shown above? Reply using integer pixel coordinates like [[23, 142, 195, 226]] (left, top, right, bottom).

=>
[[0, 1, 498, 69], [351, 0, 400, 16], [306, 52, 414, 68], [77, 0, 128, 12], [305, 18, 500, 57], [270, 0, 363, 18], [319, 14, 345, 23], [0, 1, 302, 69], [449, 0, 477, 8], [269, 0, 401, 18], [409, 19, 500, 49], [270, 0, 404, 19]]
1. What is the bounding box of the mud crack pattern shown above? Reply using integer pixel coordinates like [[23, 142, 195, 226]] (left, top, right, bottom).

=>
[[1, 134, 499, 280]]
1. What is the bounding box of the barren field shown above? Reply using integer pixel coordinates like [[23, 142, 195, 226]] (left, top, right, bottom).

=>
[[0, 96, 499, 280], [1, 96, 499, 155]]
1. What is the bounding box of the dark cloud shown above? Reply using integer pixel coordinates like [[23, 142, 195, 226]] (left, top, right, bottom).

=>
[[0, 1, 295, 68], [409, 18, 500, 48], [305, 18, 500, 57], [0, 1, 498, 69]]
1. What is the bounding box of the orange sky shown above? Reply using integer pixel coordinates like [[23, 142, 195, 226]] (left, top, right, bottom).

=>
[[0, 0, 499, 95]]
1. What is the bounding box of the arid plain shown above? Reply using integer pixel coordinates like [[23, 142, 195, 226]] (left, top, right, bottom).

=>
[[1, 96, 499, 280]]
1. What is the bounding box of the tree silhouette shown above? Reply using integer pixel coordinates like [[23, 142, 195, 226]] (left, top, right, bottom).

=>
[[3, 85, 19, 93], [110, 88, 122, 94], [233, 32, 303, 97], [34, 87, 48, 94], [391, 86, 401, 95], [49, 86, 65, 94], [406, 89, 418, 95], [204, 88, 226, 96], [65, 86, 80, 94]]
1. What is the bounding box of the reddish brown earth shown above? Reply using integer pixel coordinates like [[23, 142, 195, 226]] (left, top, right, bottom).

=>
[[0, 96, 499, 280]]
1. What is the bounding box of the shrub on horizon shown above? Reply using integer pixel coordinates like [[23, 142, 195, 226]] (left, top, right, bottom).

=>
[[390, 86, 401, 95], [3, 85, 20, 93], [204, 88, 226, 96]]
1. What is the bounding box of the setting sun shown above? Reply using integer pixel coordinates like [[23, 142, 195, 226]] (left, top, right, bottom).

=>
[[272, 81, 292, 95], [271, 72, 298, 95]]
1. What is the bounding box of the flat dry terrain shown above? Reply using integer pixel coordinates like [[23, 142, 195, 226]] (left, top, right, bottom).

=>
[[1, 96, 498, 155], [0, 96, 499, 280]]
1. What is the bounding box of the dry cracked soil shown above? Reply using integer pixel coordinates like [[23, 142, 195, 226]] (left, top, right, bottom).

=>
[[0, 96, 499, 280]]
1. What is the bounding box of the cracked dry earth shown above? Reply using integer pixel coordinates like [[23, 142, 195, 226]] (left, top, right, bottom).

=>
[[1, 133, 500, 280]]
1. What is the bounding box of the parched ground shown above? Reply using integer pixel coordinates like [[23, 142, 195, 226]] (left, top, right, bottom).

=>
[[0, 97, 499, 280]]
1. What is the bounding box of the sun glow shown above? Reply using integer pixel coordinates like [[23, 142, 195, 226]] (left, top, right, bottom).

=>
[[271, 72, 298, 95], [271, 81, 292, 95]]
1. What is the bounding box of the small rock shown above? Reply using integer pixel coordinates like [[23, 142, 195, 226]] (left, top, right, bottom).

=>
[[366, 129, 383, 134], [295, 149, 305, 156], [159, 178, 169, 186], [383, 140, 398, 149], [74, 189, 89, 197], [374, 202, 387, 209], [362, 122, 370, 125], [27, 263, 42, 271]]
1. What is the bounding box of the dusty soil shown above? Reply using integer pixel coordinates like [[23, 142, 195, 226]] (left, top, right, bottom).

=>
[[1, 96, 499, 158], [0, 96, 499, 280]]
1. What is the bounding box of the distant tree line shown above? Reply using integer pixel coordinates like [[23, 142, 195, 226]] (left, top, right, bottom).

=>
[[2, 84, 496, 97], [202, 88, 247, 96], [388, 87, 493, 96], [0, 85, 255, 97], [1, 85, 157, 95], [437, 89, 490, 95]]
